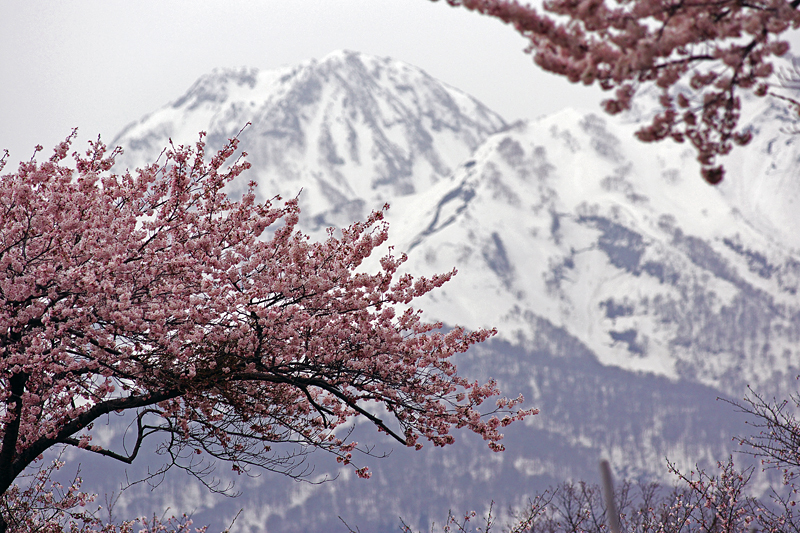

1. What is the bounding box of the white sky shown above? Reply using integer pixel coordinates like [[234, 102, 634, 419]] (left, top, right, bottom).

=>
[[0, 0, 607, 165]]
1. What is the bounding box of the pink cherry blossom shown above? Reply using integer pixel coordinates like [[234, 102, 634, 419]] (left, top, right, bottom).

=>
[[0, 131, 536, 531]]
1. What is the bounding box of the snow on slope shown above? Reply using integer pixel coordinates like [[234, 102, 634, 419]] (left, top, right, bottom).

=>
[[384, 109, 800, 398], [112, 50, 506, 229], [719, 96, 800, 250]]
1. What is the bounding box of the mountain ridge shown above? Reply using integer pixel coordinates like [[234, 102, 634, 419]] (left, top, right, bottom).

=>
[[383, 108, 800, 397]]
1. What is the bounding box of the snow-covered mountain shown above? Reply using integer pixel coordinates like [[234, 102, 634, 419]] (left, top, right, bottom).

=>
[[71, 51, 800, 532], [112, 50, 505, 229]]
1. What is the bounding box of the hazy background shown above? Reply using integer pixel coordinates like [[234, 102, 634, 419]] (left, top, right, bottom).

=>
[[0, 0, 608, 164]]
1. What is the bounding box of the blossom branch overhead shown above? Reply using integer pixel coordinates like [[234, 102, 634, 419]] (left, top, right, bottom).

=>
[[433, 0, 800, 183]]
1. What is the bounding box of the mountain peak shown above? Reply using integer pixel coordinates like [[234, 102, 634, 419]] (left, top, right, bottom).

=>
[[169, 66, 260, 111], [112, 51, 506, 229], [318, 48, 362, 64]]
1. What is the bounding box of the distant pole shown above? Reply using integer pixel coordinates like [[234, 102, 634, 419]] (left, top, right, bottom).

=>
[[599, 460, 622, 533]]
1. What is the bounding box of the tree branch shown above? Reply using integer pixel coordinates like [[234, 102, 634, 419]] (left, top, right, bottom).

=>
[[59, 408, 162, 465], [2, 388, 183, 496]]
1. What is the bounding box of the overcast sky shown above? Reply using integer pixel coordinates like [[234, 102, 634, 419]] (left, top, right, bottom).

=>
[[0, 0, 611, 164]]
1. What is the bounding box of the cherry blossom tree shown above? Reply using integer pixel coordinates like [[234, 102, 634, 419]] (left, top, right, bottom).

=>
[[0, 131, 534, 531], [432, 0, 800, 183]]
